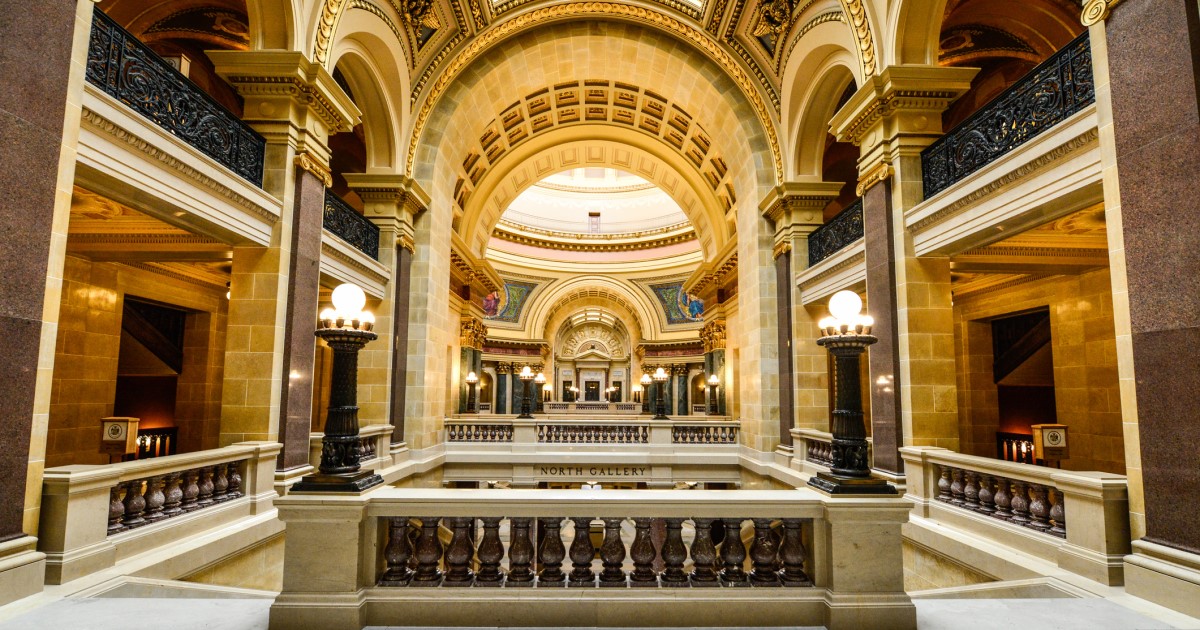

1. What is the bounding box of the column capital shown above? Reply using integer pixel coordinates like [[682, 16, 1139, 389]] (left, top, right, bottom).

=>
[[1081, 0, 1123, 26], [209, 50, 361, 169], [829, 65, 977, 194], [343, 173, 429, 252], [701, 319, 727, 353], [459, 316, 488, 350], [760, 181, 844, 252]]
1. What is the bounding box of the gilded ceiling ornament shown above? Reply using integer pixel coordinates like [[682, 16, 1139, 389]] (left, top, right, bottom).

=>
[[1080, 0, 1122, 26], [753, 0, 796, 38], [406, 2, 783, 182], [402, 0, 442, 30]]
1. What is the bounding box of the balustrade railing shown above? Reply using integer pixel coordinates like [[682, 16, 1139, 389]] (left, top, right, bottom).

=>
[[40, 442, 280, 584], [807, 199, 864, 267], [323, 189, 381, 260], [791, 429, 870, 473], [445, 418, 741, 447], [921, 32, 1095, 198], [901, 446, 1130, 585], [85, 8, 265, 185], [446, 422, 515, 442], [539, 424, 648, 444], [672, 424, 738, 444]]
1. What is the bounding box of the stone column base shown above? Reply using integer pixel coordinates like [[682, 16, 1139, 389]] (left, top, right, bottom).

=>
[[1125, 539, 1200, 618], [0, 536, 45, 606]]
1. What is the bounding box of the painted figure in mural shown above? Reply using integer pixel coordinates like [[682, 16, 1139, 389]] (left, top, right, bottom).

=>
[[679, 292, 704, 321], [482, 291, 500, 318]]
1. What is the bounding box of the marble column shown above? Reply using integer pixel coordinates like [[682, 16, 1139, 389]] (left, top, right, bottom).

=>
[[830, 66, 975, 475], [1, 0, 90, 551], [211, 51, 360, 475], [675, 366, 688, 415], [496, 363, 510, 414], [761, 183, 839, 444], [1101, 0, 1200, 552]]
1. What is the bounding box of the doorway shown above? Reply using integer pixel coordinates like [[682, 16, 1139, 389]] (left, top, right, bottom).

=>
[[584, 381, 600, 401]]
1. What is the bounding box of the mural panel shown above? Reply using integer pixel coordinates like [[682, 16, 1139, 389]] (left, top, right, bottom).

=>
[[483, 280, 538, 323], [650, 282, 704, 325]]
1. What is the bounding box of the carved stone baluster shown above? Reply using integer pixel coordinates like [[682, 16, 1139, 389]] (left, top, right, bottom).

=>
[[991, 477, 1012, 521], [442, 517, 476, 586], [689, 518, 719, 586], [507, 517, 535, 586], [779, 518, 811, 586], [1009, 481, 1030, 525], [1027, 484, 1051, 532], [977, 474, 996, 515], [196, 467, 215, 508], [963, 471, 980, 511], [568, 517, 596, 586], [937, 466, 952, 502], [719, 518, 748, 586], [226, 463, 243, 499], [1049, 488, 1067, 538], [538, 518, 567, 586], [411, 517, 444, 586], [660, 518, 688, 586], [379, 517, 413, 586], [142, 476, 166, 523], [474, 517, 505, 586], [211, 464, 230, 502], [180, 470, 200, 512], [749, 518, 781, 585], [949, 468, 965, 506], [598, 517, 627, 587], [121, 480, 146, 528], [108, 485, 126, 535], [629, 517, 657, 586]]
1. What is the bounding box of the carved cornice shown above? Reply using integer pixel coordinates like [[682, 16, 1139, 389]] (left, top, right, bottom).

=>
[[690, 252, 739, 293], [80, 107, 279, 226], [911, 128, 1099, 232], [69, 233, 222, 245], [223, 75, 357, 133], [701, 318, 727, 352], [449, 250, 500, 292], [118, 262, 228, 291], [460, 316, 489, 349], [855, 161, 892, 196], [407, 2, 783, 182], [294, 151, 334, 187], [954, 273, 1052, 300], [1081, 0, 1123, 26], [491, 225, 697, 252]]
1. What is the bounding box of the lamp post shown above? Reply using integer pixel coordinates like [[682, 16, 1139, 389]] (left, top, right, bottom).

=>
[[568, 386, 579, 403], [542, 383, 553, 405], [652, 366, 670, 419], [465, 371, 479, 414], [632, 384, 642, 405], [535, 372, 547, 412], [292, 283, 384, 493], [640, 373, 652, 414], [707, 374, 720, 416], [806, 290, 896, 495], [517, 366, 535, 418]]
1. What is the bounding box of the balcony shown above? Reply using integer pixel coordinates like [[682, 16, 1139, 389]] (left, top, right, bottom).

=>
[[323, 189, 381, 260], [85, 8, 265, 187], [807, 199, 863, 267], [921, 32, 1095, 199]]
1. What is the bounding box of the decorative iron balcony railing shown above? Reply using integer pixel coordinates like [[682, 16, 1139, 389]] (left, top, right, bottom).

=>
[[323, 189, 380, 259], [807, 198, 863, 267], [85, 8, 265, 186], [921, 31, 1095, 199]]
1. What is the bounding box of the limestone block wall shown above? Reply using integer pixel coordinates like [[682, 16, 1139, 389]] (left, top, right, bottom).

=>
[[953, 269, 1123, 474]]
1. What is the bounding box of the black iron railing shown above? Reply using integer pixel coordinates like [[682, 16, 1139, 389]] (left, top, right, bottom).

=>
[[921, 31, 1095, 199], [324, 190, 380, 260], [85, 8, 265, 185], [808, 199, 863, 267]]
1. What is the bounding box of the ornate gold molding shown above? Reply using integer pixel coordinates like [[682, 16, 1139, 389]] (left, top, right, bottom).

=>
[[701, 319, 727, 353], [855, 161, 892, 196], [398, 234, 416, 253], [460, 316, 489, 350], [1081, 0, 1123, 26], [406, 2, 783, 182], [773, 240, 793, 260], [314, 0, 351, 65], [838, 0, 876, 77], [294, 151, 334, 187], [491, 225, 697, 252]]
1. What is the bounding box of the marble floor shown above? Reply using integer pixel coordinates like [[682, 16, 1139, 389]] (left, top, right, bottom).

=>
[[0, 597, 1195, 630]]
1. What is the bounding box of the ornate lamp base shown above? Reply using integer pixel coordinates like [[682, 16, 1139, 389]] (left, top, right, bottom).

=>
[[807, 472, 897, 495], [292, 469, 383, 493]]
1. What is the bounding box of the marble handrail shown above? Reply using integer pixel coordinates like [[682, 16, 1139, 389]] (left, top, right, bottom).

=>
[[38, 441, 280, 584], [901, 446, 1130, 585]]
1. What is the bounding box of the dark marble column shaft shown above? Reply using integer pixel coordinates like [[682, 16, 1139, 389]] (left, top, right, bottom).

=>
[[0, 0, 77, 541], [862, 179, 904, 475], [276, 168, 324, 471], [1105, 0, 1200, 553], [496, 372, 508, 414], [775, 250, 796, 447], [389, 246, 412, 436]]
